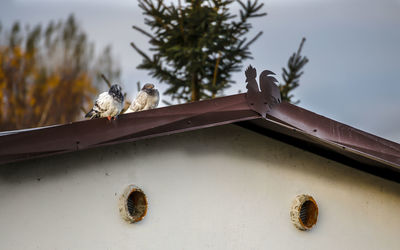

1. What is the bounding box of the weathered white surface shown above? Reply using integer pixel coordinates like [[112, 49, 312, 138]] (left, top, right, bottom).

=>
[[1, 125, 400, 250]]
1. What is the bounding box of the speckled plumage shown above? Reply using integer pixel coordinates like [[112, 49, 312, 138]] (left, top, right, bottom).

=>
[[85, 84, 124, 119], [124, 83, 159, 114]]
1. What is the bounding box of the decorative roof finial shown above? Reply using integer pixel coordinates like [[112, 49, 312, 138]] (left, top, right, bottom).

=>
[[245, 65, 281, 117]]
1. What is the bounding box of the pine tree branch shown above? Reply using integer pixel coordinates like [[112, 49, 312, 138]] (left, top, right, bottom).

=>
[[130, 42, 152, 62], [280, 37, 309, 104], [132, 25, 155, 39], [243, 31, 263, 50]]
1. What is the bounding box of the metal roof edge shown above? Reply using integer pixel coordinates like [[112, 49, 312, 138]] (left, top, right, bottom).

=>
[[0, 92, 399, 183]]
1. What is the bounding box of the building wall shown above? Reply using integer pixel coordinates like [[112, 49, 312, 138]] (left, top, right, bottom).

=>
[[1, 125, 400, 250]]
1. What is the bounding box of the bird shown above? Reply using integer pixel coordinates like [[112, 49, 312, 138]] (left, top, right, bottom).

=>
[[85, 84, 124, 121], [124, 83, 159, 114]]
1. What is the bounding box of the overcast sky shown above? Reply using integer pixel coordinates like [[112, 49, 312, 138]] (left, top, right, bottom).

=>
[[1, 0, 399, 142]]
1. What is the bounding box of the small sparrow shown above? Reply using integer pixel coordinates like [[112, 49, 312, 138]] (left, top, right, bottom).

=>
[[85, 84, 124, 121], [124, 83, 159, 114]]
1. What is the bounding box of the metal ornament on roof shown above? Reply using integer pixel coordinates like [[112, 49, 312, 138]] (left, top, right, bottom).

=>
[[245, 65, 282, 117]]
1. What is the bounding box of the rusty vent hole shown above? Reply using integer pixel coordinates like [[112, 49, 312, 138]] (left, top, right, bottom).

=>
[[119, 185, 148, 223], [127, 191, 147, 219], [299, 200, 317, 228]]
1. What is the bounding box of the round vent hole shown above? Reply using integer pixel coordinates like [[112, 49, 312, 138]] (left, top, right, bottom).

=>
[[127, 190, 147, 219], [119, 185, 148, 223], [290, 194, 318, 230], [299, 200, 317, 228]]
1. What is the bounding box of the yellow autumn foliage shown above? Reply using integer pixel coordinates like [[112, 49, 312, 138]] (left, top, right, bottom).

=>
[[0, 45, 97, 130], [0, 15, 120, 131]]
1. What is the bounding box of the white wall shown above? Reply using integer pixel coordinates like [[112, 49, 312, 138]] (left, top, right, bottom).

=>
[[1, 125, 400, 250]]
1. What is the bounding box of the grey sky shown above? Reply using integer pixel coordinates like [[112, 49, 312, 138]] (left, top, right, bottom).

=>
[[1, 0, 399, 142]]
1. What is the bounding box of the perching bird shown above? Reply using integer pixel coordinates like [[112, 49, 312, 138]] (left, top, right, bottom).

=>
[[85, 84, 124, 121], [124, 83, 159, 114]]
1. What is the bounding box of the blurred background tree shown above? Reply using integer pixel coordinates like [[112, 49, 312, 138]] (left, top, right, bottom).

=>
[[132, 0, 308, 104], [131, 0, 266, 103], [0, 14, 120, 131]]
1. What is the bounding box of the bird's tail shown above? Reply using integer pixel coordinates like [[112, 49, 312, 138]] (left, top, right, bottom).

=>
[[85, 109, 96, 119], [123, 108, 133, 114]]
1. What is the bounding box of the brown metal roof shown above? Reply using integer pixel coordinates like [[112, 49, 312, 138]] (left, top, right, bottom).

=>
[[1, 67, 399, 182], [0, 94, 258, 165]]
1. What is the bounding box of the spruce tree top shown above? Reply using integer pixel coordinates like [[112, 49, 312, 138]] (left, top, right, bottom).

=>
[[132, 0, 266, 102]]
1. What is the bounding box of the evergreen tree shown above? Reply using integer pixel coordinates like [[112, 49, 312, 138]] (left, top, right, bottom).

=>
[[131, 0, 266, 102], [279, 38, 309, 104]]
